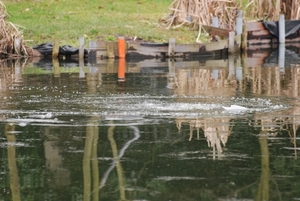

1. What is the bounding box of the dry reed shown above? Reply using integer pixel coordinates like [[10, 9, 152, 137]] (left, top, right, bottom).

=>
[[245, 0, 300, 21], [0, 1, 27, 58], [160, 0, 241, 42], [161, 0, 300, 43]]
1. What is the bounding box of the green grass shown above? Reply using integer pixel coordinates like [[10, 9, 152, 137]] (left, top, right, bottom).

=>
[[3, 0, 200, 47]]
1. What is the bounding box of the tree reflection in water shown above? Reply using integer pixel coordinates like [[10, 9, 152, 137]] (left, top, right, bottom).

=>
[[99, 123, 140, 201]]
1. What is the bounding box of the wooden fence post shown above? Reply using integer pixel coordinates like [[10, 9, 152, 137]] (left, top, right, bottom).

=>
[[79, 37, 85, 59], [279, 14, 285, 44], [228, 32, 235, 53], [278, 43, 285, 73], [241, 24, 247, 52], [107, 42, 115, 59], [52, 38, 60, 59], [236, 10, 243, 35], [168, 38, 176, 58]]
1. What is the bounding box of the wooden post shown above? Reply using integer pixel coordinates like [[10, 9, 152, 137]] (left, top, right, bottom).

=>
[[79, 56, 85, 79], [79, 37, 85, 59], [241, 48, 248, 82], [168, 38, 175, 58], [241, 24, 247, 52], [279, 14, 285, 44], [167, 59, 175, 89], [228, 55, 235, 78], [107, 42, 115, 59], [52, 38, 60, 59], [278, 43, 285, 73], [228, 31, 235, 53], [52, 58, 60, 77], [236, 10, 243, 35]]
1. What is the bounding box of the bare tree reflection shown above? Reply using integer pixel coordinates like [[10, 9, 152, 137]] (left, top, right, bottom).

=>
[[83, 116, 99, 201], [99, 123, 140, 201], [256, 130, 270, 201], [5, 123, 21, 201]]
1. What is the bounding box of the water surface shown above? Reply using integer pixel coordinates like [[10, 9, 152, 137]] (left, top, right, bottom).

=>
[[1, 50, 300, 200]]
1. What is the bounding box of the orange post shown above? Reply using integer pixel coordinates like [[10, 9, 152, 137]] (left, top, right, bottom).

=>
[[118, 58, 126, 82], [118, 36, 126, 59]]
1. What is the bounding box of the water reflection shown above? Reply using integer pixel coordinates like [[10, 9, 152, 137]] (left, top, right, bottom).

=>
[[0, 47, 300, 200], [83, 116, 99, 201], [5, 123, 21, 201]]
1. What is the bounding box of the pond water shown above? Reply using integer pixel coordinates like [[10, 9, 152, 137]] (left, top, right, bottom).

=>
[[1, 48, 300, 201]]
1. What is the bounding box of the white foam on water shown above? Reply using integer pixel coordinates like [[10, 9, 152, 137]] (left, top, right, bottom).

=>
[[0, 94, 290, 124]]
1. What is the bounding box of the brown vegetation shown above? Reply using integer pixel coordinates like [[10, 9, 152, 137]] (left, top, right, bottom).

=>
[[0, 1, 27, 58], [161, 0, 300, 30], [246, 0, 300, 21]]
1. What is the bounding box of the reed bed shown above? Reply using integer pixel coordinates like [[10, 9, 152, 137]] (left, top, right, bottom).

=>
[[0, 1, 26, 58], [160, 0, 241, 42], [245, 0, 300, 21], [161, 0, 300, 43], [161, 0, 241, 29]]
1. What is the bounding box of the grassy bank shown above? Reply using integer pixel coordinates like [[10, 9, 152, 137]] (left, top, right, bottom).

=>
[[3, 0, 199, 47]]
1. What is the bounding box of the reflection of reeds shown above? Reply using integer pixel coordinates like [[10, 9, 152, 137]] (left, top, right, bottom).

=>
[[0, 2, 27, 58], [173, 68, 237, 97], [177, 118, 231, 159], [0, 59, 27, 92]]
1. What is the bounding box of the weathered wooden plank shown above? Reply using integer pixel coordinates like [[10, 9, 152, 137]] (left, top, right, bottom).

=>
[[246, 21, 266, 32], [202, 25, 233, 37], [175, 39, 229, 54], [88, 40, 118, 59], [126, 41, 168, 58], [175, 44, 200, 52], [251, 29, 272, 36], [107, 42, 115, 59], [203, 39, 229, 52], [88, 40, 108, 58]]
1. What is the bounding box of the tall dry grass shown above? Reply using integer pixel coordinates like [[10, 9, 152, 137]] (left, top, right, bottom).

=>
[[245, 0, 300, 21], [162, 0, 300, 30], [0, 2, 27, 57], [161, 0, 241, 30]]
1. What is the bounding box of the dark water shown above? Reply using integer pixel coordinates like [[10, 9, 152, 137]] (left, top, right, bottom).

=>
[[1, 49, 300, 201]]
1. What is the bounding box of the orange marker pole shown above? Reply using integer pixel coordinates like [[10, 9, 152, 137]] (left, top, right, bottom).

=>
[[118, 58, 126, 82], [118, 36, 126, 59]]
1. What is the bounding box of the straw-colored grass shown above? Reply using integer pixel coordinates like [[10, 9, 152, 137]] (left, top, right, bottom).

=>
[[159, 0, 300, 43], [159, 0, 241, 43], [160, 0, 241, 30], [245, 0, 300, 21], [0, 1, 27, 58]]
